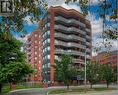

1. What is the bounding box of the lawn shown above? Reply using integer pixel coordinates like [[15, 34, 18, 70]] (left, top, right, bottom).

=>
[[48, 87, 116, 94], [2, 84, 42, 93]]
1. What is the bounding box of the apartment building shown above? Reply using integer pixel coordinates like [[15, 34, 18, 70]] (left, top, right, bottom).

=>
[[42, 6, 92, 83], [93, 50, 118, 67], [26, 30, 42, 81]]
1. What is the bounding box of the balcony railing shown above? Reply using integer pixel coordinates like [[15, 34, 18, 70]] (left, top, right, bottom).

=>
[[54, 40, 85, 49], [86, 28, 91, 32], [54, 25, 86, 35], [54, 16, 86, 27], [54, 33, 85, 42], [86, 35, 91, 39], [72, 59, 84, 64], [55, 49, 85, 56], [86, 42, 90, 46], [86, 48, 91, 52]]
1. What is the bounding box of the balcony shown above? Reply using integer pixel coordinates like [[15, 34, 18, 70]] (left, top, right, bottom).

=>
[[54, 40, 85, 49], [86, 35, 91, 39], [54, 33, 85, 42], [54, 16, 86, 27], [54, 25, 86, 35], [86, 42, 91, 46], [86, 28, 91, 32], [72, 59, 84, 64], [55, 49, 85, 56], [86, 48, 91, 52]]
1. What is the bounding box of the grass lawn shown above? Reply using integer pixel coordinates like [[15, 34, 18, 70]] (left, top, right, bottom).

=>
[[48, 87, 117, 94], [2, 84, 42, 93]]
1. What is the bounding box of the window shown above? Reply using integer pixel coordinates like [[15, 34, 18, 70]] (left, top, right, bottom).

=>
[[34, 40, 37, 43], [47, 31, 50, 35], [47, 63, 50, 68], [47, 39, 50, 43], [39, 41, 40, 44], [34, 34, 38, 37], [47, 46, 50, 50], [47, 55, 50, 59], [35, 57, 37, 60], [34, 46, 38, 49], [35, 52, 37, 55]]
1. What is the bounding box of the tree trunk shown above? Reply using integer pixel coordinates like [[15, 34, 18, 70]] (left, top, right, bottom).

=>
[[107, 82, 109, 88], [0, 83, 2, 93], [67, 84, 69, 90], [90, 84, 93, 89], [10, 83, 12, 90]]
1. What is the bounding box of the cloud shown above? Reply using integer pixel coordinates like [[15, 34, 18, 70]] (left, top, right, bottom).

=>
[[23, 16, 38, 26], [89, 0, 105, 5], [47, 0, 81, 12], [87, 13, 117, 56], [86, 13, 103, 37], [15, 34, 30, 43]]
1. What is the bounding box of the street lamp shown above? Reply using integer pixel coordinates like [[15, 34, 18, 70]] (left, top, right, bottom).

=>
[[84, 47, 87, 93]]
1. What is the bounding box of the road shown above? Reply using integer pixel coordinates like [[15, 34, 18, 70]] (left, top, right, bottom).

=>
[[7, 88, 48, 95]]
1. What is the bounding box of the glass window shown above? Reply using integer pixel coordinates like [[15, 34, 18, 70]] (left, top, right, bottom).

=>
[[47, 55, 50, 59], [34, 34, 38, 37], [34, 40, 37, 43], [47, 31, 50, 35], [35, 57, 37, 60], [35, 52, 37, 55], [34, 46, 38, 49], [47, 46, 50, 50], [47, 39, 50, 43], [47, 63, 50, 68]]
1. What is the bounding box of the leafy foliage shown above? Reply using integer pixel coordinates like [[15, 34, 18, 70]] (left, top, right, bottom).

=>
[[0, 62, 33, 83], [101, 64, 115, 88], [86, 61, 102, 88], [53, 55, 78, 89], [98, 0, 118, 39], [0, 32, 34, 93], [0, 0, 48, 37]]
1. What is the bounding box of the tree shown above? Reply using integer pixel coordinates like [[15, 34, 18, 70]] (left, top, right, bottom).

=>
[[86, 61, 101, 88], [0, 33, 34, 93], [53, 55, 78, 89], [101, 64, 115, 88], [98, 0, 117, 39]]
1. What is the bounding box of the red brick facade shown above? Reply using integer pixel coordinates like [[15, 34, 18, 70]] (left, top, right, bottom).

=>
[[27, 30, 42, 81], [93, 50, 118, 67]]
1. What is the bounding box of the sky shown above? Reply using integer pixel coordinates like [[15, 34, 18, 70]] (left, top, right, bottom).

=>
[[18, 0, 117, 56]]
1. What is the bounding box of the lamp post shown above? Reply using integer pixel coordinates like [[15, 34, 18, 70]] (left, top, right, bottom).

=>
[[84, 47, 87, 93]]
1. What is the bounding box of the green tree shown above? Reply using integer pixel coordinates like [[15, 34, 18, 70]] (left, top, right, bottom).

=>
[[86, 61, 101, 88], [0, 33, 34, 93], [101, 64, 115, 88], [53, 55, 78, 89]]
